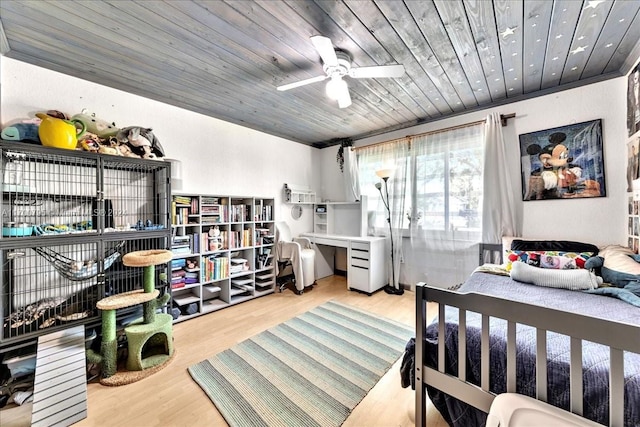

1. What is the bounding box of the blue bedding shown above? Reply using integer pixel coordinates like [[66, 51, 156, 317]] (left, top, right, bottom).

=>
[[424, 272, 640, 426]]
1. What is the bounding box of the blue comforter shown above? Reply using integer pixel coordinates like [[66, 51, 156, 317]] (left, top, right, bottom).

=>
[[425, 272, 640, 427]]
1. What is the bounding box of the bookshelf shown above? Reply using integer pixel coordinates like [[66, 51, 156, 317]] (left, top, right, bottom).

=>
[[284, 183, 316, 204], [170, 193, 275, 322]]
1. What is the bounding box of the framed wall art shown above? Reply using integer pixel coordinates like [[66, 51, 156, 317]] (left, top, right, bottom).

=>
[[519, 119, 606, 201]]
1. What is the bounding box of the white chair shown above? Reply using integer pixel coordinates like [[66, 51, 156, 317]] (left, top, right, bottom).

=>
[[274, 222, 315, 294], [487, 393, 603, 427]]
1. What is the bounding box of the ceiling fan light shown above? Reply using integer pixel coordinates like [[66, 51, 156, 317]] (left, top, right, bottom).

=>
[[326, 77, 347, 100]]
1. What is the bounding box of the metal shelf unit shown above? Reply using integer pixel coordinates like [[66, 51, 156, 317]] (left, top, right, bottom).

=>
[[0, 141, 172, 352]]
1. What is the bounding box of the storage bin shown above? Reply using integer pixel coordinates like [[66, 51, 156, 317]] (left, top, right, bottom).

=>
[[2, 352, 36, 377]]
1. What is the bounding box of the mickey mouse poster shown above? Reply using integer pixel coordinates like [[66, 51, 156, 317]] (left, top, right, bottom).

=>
[[519, 119, 605, 201]]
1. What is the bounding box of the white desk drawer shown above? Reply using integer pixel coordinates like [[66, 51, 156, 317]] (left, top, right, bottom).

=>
[[350, 248, 370, 261], [351, 257, 370, 269], [313, 236, 349, 248], [348, 265, 369, 290], [351, 241, 370, 251]]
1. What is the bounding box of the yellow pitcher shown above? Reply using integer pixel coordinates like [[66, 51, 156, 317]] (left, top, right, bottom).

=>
[[36, 113, 86, 150]]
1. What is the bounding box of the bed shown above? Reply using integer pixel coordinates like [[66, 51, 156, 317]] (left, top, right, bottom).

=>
[[415, 271, 640, 426]]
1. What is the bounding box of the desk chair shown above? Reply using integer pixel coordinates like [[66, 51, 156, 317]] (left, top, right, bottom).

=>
[[274, 222, 315, 294]]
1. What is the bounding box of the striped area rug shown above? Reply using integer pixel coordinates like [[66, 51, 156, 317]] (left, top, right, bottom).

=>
[[188, 300, 414, 427]]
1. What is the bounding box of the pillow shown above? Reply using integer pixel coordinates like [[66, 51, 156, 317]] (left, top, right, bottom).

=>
[[539, 254, 578, 270], [510, 239, 599, 255], [510, 261, 601, 290], [504, 250, 593, 271]]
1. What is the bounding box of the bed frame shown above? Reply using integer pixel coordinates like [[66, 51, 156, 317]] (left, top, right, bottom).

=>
[[415, 282, 640, 426]]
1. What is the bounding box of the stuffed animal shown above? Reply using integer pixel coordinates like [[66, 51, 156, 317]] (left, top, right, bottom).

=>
[[584, 245, 640, 287], [116, 126, 165, 159], [71, 110, 120, 139], [115, 143, 139, 158], [1, 123, 41, 143]]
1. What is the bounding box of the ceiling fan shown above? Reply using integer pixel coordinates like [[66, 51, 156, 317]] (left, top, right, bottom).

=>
[[277, 35, 405, 108]]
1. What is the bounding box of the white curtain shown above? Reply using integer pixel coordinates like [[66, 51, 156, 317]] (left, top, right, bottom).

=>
[[409, 124, 485, 288], [343, 147, 360, 202], [482, 112, 519, 243], [356, 141, 408, 290]]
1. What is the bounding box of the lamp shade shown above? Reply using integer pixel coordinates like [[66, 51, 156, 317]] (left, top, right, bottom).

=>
[[326, 77, 348, 100], [375, 168, 394, 180]]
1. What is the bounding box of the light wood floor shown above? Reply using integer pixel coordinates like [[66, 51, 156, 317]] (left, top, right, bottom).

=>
[[2, 276, 447, 427]]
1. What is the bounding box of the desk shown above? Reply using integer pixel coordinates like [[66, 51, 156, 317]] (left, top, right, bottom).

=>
[[301, 233, 388, 295]]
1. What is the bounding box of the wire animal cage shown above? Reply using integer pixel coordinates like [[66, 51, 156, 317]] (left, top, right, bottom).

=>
[[0, 142, 171, 350]]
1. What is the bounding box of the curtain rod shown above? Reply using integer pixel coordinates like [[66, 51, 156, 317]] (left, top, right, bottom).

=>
[[353, 113, 515, 152]]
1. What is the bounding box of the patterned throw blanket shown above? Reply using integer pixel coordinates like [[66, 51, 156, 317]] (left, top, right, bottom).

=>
[[586, 282, 640, 307]]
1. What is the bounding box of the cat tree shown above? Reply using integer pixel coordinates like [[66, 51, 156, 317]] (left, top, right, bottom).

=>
[[87, 249, 174, 386]]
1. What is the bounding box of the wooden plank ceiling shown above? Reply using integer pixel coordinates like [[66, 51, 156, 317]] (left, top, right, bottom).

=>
[[0, 0, 639, 148]]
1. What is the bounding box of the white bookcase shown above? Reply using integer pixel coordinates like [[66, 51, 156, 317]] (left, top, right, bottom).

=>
[[170, 194, 275, 322]]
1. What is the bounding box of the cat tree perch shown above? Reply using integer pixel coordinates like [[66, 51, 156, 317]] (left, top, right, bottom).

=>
[[88, 249, 174, 386]]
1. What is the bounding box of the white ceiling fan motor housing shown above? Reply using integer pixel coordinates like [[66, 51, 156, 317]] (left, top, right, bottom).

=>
[[323, 50, 351, 78]]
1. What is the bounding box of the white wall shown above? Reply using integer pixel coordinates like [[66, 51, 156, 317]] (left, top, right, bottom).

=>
[[320, 77, 629, 287], [0, 57, 320, 237], [322, 77, 627, 247]]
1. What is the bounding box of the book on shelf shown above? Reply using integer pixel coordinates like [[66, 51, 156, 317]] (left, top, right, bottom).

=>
[[190, 232, 200, 253], [173, 234, 191, 246], [231, 278, 253, 286], [201, 215, 222, 224], [171, 246, 191, 255], [173, 195, 192, 205], [204, 254, 229, 281], [172, 270, 186, 278], [230, 257, 248, 273], [256, 255, 270, 269], [171, 258, 186, 269], [201, 196, 219, 205], [255, 272, 274, 281], [230, 204, 251, 222], [242, 229, 252, 247]]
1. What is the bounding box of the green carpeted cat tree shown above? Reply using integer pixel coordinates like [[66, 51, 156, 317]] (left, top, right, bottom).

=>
[[87, 249, 174, 386]]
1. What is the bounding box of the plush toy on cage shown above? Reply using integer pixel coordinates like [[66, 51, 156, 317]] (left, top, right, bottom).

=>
[[116, 126, 165, 159], [71, 110, 120, 139]]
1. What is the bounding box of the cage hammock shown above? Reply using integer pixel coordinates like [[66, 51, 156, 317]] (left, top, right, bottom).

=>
[[33, 241, 125, 282]]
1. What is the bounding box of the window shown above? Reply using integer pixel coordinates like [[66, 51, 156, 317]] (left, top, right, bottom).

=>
[[357, 124, 484, 235]]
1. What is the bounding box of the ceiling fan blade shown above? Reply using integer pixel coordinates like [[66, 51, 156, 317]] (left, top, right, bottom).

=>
[[349, 64, 405, 79], [310, 35, 338, 67], [277, 75, 327, 91]]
